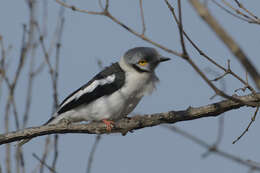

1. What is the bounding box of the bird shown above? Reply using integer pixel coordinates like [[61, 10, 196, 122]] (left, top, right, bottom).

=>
[[18, 47, 170, 146]]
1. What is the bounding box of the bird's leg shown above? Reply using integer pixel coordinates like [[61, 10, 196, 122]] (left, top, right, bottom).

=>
[[59, 118, 72, 126], [102, 119, 115, 131]]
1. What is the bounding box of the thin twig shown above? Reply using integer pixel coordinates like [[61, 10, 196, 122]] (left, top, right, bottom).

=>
[[163, 125, 260, 170], [204, 68, 226, 146], [164, 1, 255, 93], [139, 0, 146, 35], [177, 0, 188, 57], [33, 153, 57, 173], [165, 0, 258, 107], [54, 0, 183, 57], [55, 0, 105, 15], [232, 106, 259, 144], [189, 0, 260, 89], [233, 0, 259, 20], [221, 0, 252, 20], [86, 135, 102, 173], [22, 39, 38, 129], [39, 136, 51, 173], [211, 0, 252, 23], [4, 23, 30, 173], [52, 135, 59, 171]]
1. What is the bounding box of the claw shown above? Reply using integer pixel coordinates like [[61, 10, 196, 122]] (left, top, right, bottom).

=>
[[102, 119, 115, 131]]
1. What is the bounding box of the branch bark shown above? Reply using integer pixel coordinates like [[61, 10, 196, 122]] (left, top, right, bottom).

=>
[[1, 93, 259, 145]]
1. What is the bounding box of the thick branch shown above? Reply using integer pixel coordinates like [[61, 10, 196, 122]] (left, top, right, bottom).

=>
[[0, 93, 259, 145]]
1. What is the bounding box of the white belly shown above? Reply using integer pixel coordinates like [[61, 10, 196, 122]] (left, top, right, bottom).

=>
[[84, 70, 155, 121]]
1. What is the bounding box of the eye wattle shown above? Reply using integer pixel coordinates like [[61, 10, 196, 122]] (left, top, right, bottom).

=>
[[138, 60, 148, 66]]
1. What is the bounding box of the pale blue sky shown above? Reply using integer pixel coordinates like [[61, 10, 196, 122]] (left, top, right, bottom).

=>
[[1, 0, 260, 173]]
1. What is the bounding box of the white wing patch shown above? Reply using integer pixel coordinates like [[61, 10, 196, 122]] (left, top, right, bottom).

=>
[[76, 74, 115, 99], [59, 74, 116, 109]]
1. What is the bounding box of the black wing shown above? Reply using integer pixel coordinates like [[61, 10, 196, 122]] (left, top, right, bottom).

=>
[[56, 63, 125, 115]]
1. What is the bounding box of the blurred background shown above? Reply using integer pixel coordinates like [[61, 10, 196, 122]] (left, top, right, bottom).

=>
[[0, 0, 260, 173]]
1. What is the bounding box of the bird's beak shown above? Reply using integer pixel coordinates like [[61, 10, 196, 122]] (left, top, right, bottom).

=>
[[159, 57, 171, 63]]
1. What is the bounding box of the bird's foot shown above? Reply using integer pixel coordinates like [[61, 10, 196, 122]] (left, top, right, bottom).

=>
[[102, 119, 115, 131], [59, 118, 72, 126]]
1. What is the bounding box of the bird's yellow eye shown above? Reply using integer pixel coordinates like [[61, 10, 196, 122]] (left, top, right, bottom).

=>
[[138, 60, 148, 66]]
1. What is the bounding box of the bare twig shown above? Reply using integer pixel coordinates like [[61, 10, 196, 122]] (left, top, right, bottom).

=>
[[232, 106, 259, 144], [189, 0, 260, 89], [52, 135, 59, 171], [139, 0, 146, 35], [33, 153, 57, 173], [222, 0, 253, 20], [0, 36, 6, 103], [165, 0, 255, 94], [216, 0, 260, 24], [4, 22, 30, 173], [177, 0, 187, 56], [39, 136, 51, 173], [34, 3, 65, 172], [204, 68, 227, 146], [211, 0, 252, 23], [51, 4, 65, 171], [163, 125, 260, 170], [54, 0, 183, 57], [165, 0, 258, 107], [233, 0, 259, 20], [86, 135, 102, 173], [55, 0, 105, 15], [22, 35, 39, 129], [15, 147, 25, 173]]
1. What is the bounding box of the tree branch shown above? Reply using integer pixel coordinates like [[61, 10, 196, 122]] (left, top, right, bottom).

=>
[[1, 93, 259, 145]]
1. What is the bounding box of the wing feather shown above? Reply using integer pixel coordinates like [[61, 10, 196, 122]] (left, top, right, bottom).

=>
[[56, 63, 125, 115]]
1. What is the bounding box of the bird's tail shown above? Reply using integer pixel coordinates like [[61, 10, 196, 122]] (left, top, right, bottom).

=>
[[17, 116, 57, 147]]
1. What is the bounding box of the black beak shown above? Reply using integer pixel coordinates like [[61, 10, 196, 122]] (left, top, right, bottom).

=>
[[159, 57, 171, 63]]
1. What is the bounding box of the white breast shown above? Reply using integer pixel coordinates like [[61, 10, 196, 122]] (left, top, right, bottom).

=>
[[85, 68, 155, 121], [86, 58, 157, 121]]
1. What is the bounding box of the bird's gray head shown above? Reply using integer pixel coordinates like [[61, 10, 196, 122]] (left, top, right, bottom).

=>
[[122, 47, 170, 73]]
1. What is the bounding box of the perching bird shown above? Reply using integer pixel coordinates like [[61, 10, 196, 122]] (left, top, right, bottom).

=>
[[18, 47, 170, 146]]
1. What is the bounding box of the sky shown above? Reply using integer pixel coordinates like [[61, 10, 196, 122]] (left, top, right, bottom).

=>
[[1, 0, 260, 173]]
